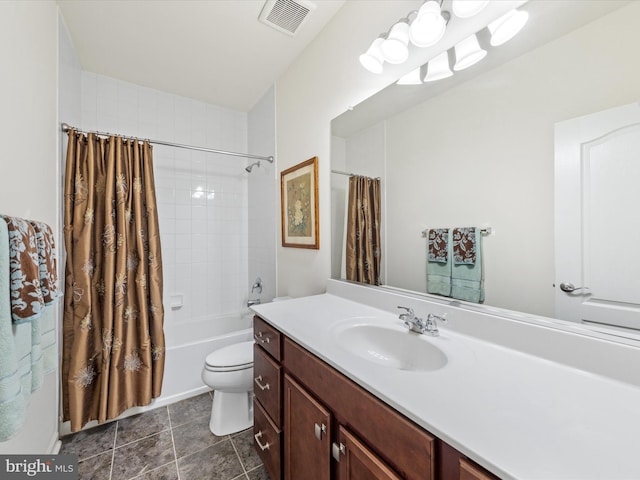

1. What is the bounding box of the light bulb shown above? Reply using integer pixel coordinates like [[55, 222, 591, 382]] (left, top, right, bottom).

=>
[[489, 9, 529, 46], [409, 1, 447, 48], [453, 34, 486, 71], [382, 21, 410, 64]]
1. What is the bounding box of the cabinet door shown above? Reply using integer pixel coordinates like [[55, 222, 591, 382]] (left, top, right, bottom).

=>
[[334, 426, 401, 480], [283, 374, 331, 480]]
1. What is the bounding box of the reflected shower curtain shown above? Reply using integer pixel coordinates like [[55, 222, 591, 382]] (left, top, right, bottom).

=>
[[346, 176, 381, 285], [62, 130, 165, 432]]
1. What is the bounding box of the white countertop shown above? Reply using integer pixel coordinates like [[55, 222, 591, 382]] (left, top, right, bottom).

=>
[[252, 290, 640, 480]]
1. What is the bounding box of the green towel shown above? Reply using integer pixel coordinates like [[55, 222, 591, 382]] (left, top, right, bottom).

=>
[[451, 228, 484, 303]]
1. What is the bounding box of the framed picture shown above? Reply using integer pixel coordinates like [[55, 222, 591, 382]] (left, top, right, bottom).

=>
[[281, 156, 319, 249]]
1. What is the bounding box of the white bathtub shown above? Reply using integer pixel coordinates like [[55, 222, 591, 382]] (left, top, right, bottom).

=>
[[160, 312, 254, 403]]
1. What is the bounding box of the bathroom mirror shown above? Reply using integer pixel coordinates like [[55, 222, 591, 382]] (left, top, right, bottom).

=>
[[331, 0, 640, 334]]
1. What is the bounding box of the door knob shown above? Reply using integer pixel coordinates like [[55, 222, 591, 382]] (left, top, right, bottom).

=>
[[314, 423, 327, 440], [559, 282, 588, 293]]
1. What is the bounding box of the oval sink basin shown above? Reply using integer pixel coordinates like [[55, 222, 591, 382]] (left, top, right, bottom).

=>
[[334, 323, 448, 372]]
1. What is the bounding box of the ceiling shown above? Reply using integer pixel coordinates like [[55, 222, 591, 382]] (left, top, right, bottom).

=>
[[57, 0, 346, 112]]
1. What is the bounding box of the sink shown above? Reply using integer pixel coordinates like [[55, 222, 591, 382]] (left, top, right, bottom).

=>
[[333, 323, 448, 372]]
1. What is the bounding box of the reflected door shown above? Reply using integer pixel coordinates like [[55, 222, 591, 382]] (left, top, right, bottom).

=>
[[555, 102, 640, 330]]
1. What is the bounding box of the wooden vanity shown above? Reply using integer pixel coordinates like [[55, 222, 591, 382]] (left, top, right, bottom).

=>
[[252, 315, 496, 480]]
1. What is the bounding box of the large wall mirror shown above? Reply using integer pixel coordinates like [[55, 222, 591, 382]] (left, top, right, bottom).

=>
[[331, 0, 640, 337]]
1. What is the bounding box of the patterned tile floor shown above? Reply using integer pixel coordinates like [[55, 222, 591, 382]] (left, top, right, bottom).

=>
[[60, 392, 269, 480]]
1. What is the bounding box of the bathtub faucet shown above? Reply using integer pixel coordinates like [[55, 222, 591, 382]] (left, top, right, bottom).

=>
[[247, 299, 261, 307], [252, 277, 263, 294]]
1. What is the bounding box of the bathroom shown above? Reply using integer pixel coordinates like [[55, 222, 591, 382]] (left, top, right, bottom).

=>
[[2, 0, 640, 479]]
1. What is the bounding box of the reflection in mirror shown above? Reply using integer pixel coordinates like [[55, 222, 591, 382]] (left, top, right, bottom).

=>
[[331, 0, 640, 336]]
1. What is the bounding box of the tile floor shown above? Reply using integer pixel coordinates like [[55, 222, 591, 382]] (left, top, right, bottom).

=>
[[60, 392, 269, 480]]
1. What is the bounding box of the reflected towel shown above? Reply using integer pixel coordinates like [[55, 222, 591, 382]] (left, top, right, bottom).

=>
[[1, 216, 44, 323], [427, 229, 451, 296], [29, 221, 60, 305], [428, 228, 448, 263], [451, 228, 484, 303], [453, 227, 476, 265]]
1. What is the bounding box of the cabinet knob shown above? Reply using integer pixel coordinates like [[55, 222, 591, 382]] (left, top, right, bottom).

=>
[[254, 431, 270, 451], [254, 375, 270, 391], [314, 422, 327, 440], [332, 442, 346, 462]]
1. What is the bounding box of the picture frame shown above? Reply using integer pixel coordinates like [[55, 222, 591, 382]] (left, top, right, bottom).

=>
[[281, 156, 319, 249]]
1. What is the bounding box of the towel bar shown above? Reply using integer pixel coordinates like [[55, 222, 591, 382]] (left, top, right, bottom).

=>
[[421, 227, 492, 238]]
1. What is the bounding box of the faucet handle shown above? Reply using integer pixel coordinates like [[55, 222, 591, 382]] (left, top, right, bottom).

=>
[[397, 306, 414, 318], [429, 313, 447, 323]]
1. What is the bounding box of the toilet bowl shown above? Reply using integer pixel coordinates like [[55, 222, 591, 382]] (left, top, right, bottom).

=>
[[201, 339, 254, 436]]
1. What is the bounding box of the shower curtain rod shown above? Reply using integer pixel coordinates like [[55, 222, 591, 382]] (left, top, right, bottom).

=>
[[331, 169, 380, 180], [61, 123, 274, 163]]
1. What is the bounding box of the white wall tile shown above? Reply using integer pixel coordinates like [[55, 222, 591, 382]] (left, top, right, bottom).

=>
[[81, 70, 258, 336]]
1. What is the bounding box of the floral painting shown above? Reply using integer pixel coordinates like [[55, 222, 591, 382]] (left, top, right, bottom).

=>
[[281, 157, 319, 249]]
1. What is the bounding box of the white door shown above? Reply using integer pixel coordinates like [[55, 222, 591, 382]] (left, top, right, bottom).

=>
[[555, 102, 640, 331]]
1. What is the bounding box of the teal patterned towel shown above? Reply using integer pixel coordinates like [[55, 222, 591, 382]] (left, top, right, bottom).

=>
[[0, 217, 27, 441], [427, 229, 451, 296], [451, 227, 484, 303], [0, 217, 56, 442]]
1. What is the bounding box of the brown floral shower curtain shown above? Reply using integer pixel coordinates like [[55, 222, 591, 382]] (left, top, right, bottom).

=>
[[346, 175, 381, 285], [62, 130, 165, 432]]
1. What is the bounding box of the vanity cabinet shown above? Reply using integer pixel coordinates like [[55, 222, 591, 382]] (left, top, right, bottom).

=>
[[253, 315, 498, 480], [253, 316, 283, 480]]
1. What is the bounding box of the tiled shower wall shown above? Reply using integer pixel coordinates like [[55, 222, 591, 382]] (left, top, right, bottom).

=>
[[81, 72, 252, 329]]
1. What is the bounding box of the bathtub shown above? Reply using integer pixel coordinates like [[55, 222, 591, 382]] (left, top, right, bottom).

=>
[[160, 311, 254, 403]]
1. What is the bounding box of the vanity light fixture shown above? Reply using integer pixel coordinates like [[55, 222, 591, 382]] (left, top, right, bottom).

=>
[[397, 66, 423, 85], [453, 33, 486, 71], [423, 50, 453, 82], [381, 19, 411, 64], [488, 8, 529, 46], [359, 35, 386, 74], [409, 1, 449, 48], [451, 0, 489, 18]]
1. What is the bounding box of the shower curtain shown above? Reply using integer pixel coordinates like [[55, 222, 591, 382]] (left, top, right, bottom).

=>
[[62, 130, 165, 432], [346, 175, 381, 285]]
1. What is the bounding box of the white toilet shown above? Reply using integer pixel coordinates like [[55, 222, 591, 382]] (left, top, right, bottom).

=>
[[201, 339, 255, 436]]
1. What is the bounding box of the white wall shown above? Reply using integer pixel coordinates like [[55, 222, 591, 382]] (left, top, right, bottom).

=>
[[248, 87, 277, 302], [0, 1, 59, 454], [384, 2, 640, 317], [275, 1, 421, 298]]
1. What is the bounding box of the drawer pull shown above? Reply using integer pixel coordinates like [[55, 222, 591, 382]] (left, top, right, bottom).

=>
[[314, 422, 327, 440], [254, 431, 270, 451], [254, 375, 270, 391], [254, 331, 270, 344], [332, 442, 346, 462]]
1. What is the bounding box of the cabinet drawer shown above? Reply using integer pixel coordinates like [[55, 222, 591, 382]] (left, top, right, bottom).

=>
[[254, 399, 282, 480], [254, 315, 281, 360], [460, 458, 498, 480], [254, 344, 282, 427], [283, 337, 435, 480]]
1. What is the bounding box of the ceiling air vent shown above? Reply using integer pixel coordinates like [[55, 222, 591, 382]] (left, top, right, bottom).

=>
[[259, 0, 316, 36]]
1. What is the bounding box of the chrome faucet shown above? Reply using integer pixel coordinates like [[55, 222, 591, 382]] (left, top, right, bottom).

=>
[[397, 306, 446, 336], [247, 298, 261, 307]]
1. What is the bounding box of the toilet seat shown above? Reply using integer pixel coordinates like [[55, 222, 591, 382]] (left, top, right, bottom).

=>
[[204, 340, 254, 372]]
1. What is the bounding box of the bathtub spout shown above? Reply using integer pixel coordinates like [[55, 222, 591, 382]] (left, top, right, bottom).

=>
[[247, 299, 261, 307]]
